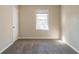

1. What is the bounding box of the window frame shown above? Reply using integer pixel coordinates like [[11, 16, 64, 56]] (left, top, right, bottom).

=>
[[36, 10, 49, 31]]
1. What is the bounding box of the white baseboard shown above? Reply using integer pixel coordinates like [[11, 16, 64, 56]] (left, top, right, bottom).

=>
[[18, 37, 58, 40], [65, 41, 79, 54], [0, 39, 17, 54], [62, 35, 79, 54]]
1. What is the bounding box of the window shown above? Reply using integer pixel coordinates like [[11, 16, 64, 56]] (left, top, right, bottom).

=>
[[36, 10, 49, 30]]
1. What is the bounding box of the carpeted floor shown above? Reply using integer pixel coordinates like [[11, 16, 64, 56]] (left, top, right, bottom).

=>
[[2, 39, 78, 54]]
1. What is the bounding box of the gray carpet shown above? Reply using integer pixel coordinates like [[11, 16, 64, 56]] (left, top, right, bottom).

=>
[[2, 39, 78, 54]]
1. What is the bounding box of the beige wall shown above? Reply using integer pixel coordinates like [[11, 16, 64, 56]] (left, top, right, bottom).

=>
[[61, 6, 79, 52], [0, 6, 13, 53], [0, 6, 18, 53], [19, 5, 61, 39]]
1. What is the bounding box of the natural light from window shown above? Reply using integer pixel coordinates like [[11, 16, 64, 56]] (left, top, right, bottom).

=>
[[36, 10, 49, 30]]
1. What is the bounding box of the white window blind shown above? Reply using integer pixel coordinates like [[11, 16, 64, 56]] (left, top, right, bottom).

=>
[[36, 10, 49, 30]]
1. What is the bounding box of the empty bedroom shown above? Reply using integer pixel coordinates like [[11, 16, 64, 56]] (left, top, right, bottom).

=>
[[0, 5, 79, 54]]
